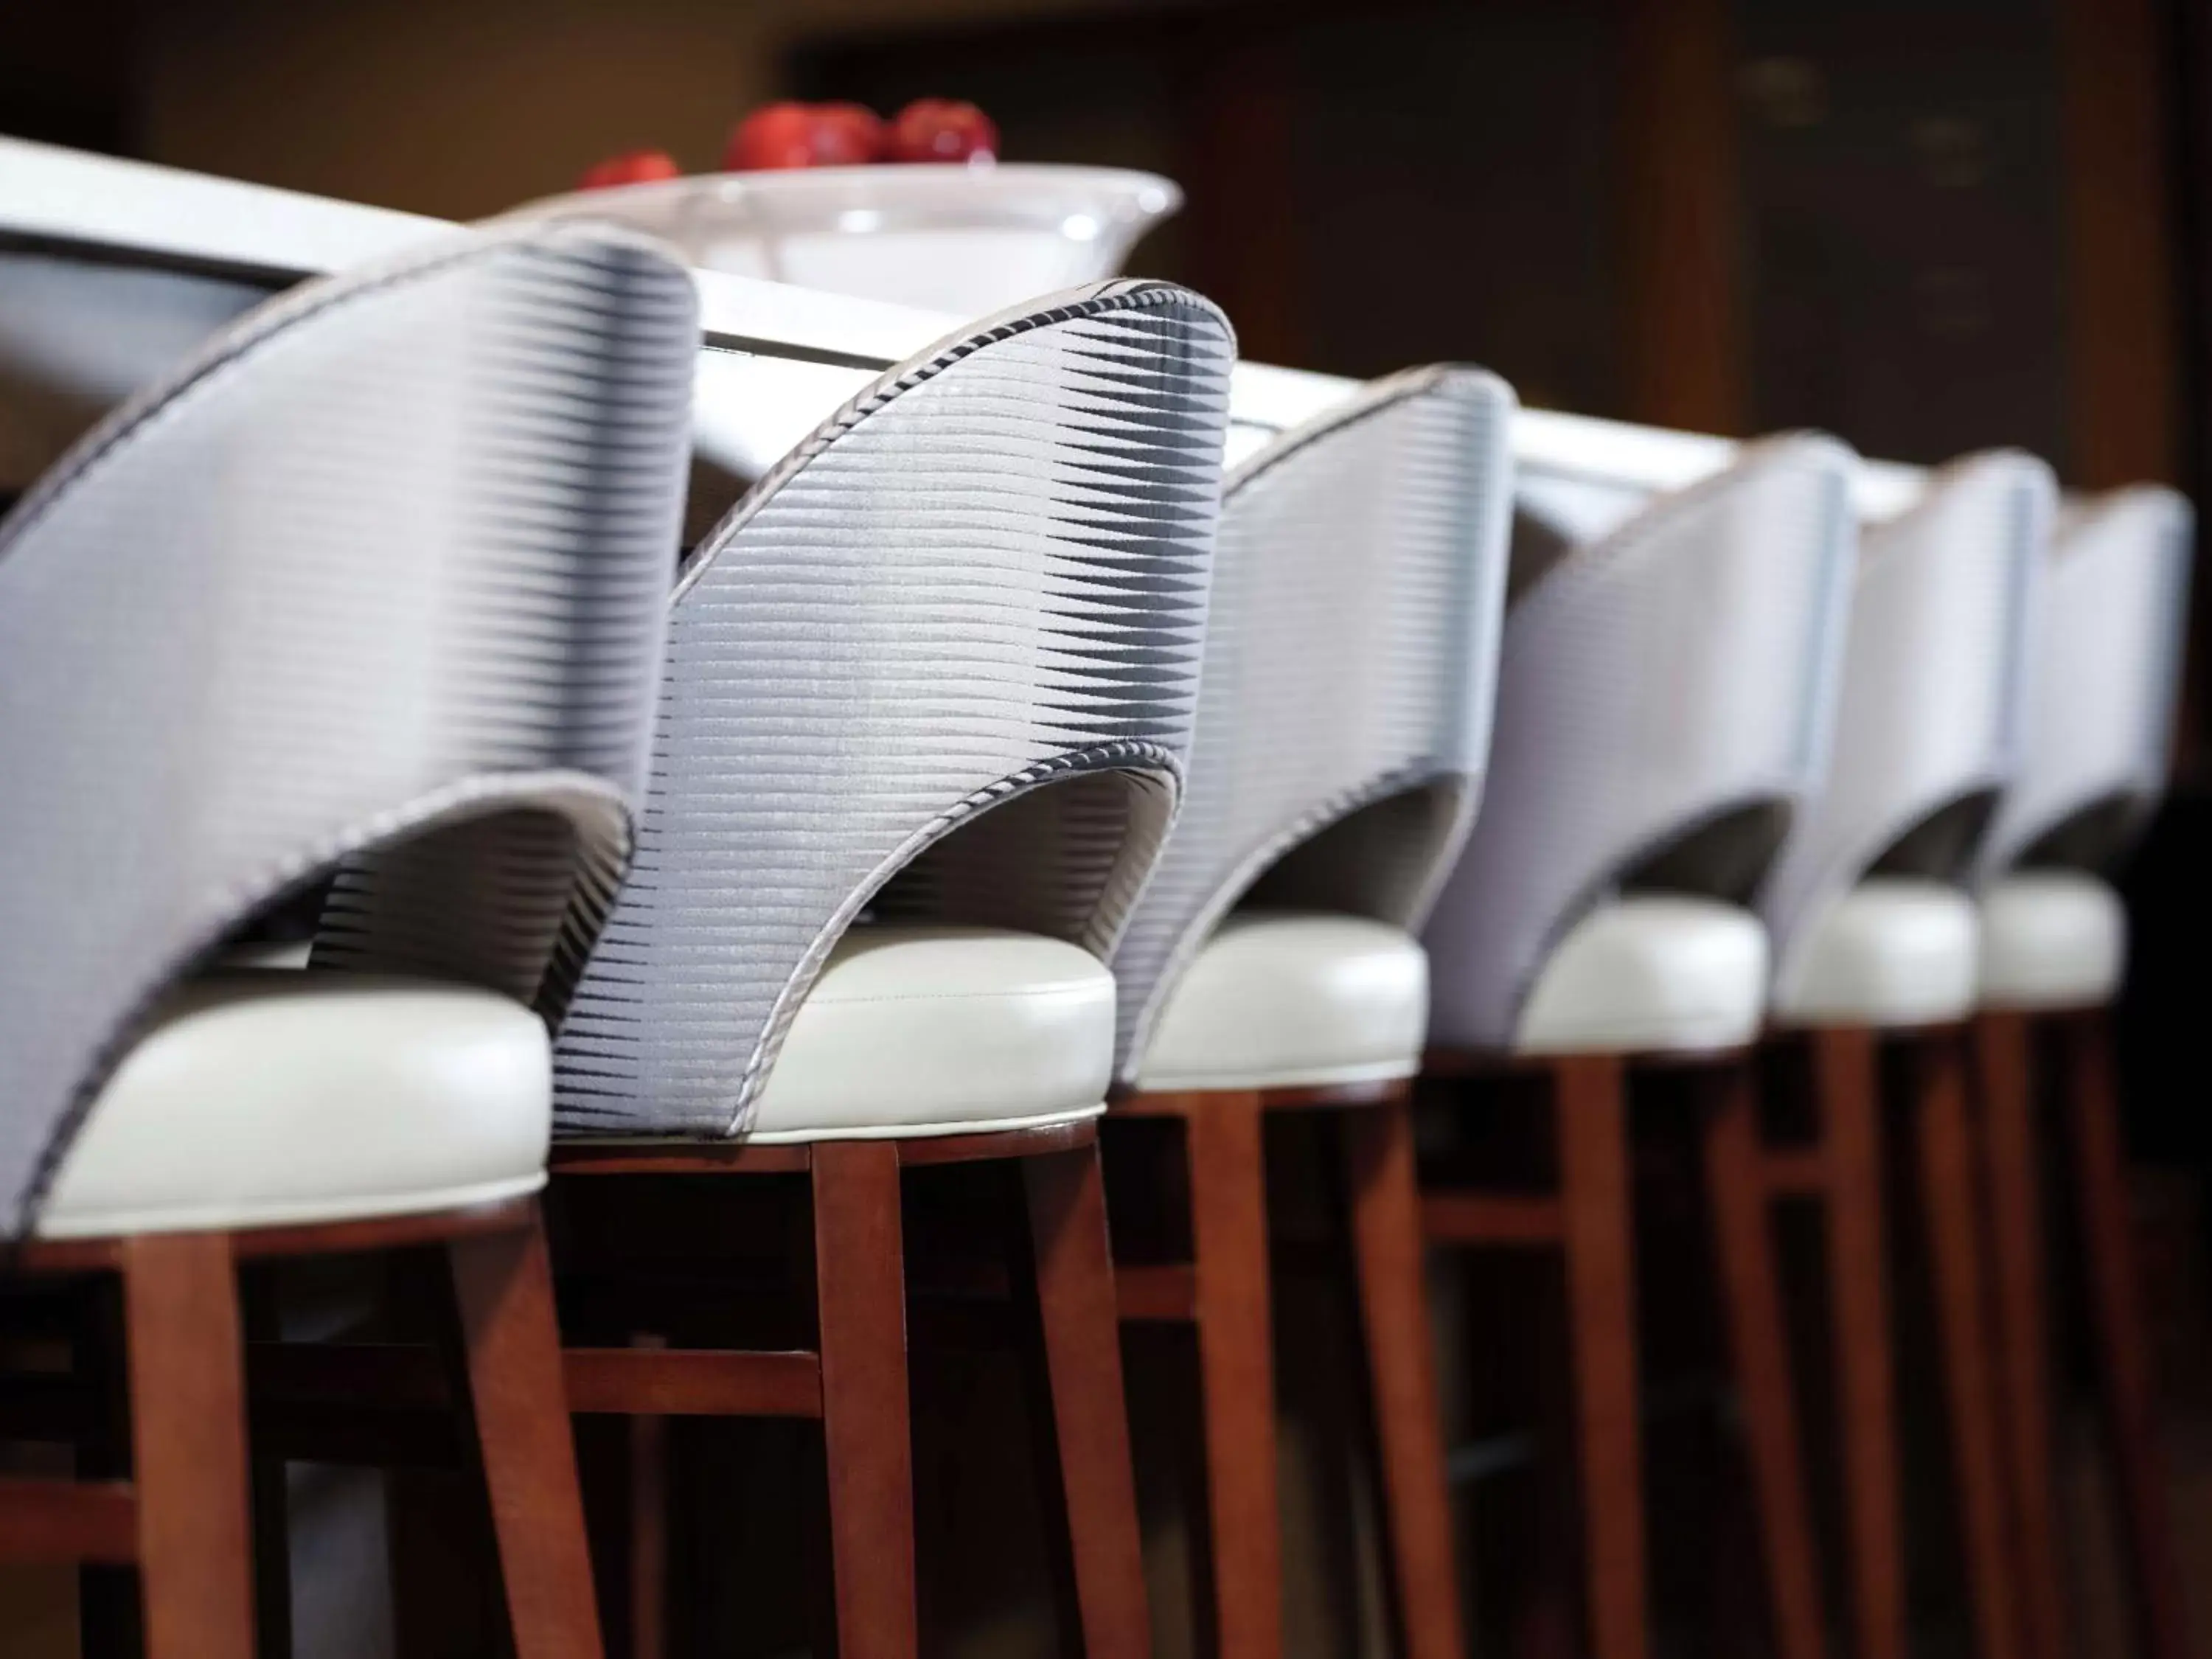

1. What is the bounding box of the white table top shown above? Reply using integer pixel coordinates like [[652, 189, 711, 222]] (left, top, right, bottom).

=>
[[0, 135, 1930, 515]]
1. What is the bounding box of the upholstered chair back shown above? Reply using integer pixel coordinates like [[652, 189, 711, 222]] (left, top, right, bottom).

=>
[[1978, 484, 2191, 877], [554, 282, 1237, 1138], [1762, 451, 2053, 999], [1425, 434, 1858, 1051], [1110, 366, 1517, 1080], [0, 226, 698, 1233]]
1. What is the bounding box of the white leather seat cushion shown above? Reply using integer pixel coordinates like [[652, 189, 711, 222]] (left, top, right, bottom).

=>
[[1138, 911, 1427, 1092], [1980, 870, 2126, 1011], [746, 926, 1113, 1140], [39, 973, 552, 1240], [1514, 896, 1767, 1055], [1773, 876, 1980, 1029], [220, 939, 312, 970]]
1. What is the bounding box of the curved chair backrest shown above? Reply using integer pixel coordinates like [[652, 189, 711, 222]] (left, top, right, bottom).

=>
[[1761, 450, 2053, 991], [1425, 434, 1857, 1051], [1109, 366, 1517, 1081], [0, 225, 698, 1234], [552, 281, 1235, 1139], [1978, 484, 2192, 877]]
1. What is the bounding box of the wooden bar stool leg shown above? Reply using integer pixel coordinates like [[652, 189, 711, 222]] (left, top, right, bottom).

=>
[[1911, 1032, 2025, 1659], [241, 1277, 296, 1659], [2062, 1011, 2191, 1659], [1973, 1011, 2067, 1659], [122, 1231, 256, 1659], [75, 1276, 144, 1659], [1186, 1092, 1283, 1659], [1552, 1054, 1649, 1659], [1022, 1141, 1153, 1659], [628, 1335, 671, 1659], [447, 1206, 606, 1659], [1812, 1025, 1907, 1659], [1699, 1060, 1826, 1659], [1342, 1096, 1466, 1659], [813, 1141, 919, 1659]]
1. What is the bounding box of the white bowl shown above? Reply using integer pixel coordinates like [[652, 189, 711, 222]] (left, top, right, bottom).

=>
[[500, 164, 1180, 318]]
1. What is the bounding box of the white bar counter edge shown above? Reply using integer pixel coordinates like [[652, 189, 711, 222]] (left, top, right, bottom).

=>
[[0, 135, 1930, 514]]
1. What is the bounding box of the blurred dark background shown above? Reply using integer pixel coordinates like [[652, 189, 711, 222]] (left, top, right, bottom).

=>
[[0, 0, 2184, 478]]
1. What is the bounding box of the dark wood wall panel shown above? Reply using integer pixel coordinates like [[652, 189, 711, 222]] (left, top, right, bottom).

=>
[[1621, 0, 1743, 432], [2059, 0, 2181, 488], [1735, 0, 2073, 470]]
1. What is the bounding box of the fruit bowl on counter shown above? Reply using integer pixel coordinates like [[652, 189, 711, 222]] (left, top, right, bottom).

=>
[[504, 164, 1179, 318], [500, 100, 1181, 319]]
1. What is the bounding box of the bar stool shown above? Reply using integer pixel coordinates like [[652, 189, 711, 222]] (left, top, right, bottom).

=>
[[542, 279, 1236, 1659], [1969, 485, 2194, 1659], [0, 223, 697, 1657], [1419, 434, 1857, 1659], [1102, 364, 1515, 1659], [1716, 451, 2055, 1659]]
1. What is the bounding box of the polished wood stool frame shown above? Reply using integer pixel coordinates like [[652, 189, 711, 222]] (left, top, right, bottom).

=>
[[1705, 1022, 2023, 1659], [0, 1196, 597, 1659], [1417, 1045, 1742, 1659], [549, 1119, 1149, 1659], [1106, 1078, 1461, 1659], [1970, 1005, 2190, 1659]]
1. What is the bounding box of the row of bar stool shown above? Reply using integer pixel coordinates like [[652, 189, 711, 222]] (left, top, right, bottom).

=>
[[0, 210, 2190, 1659], [1407, 439, 2190, 1659], [0, 225, 704, 1655]]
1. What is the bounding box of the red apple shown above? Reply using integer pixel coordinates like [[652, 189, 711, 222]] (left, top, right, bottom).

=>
[[577, 148, 683, 190], [887, 98, 998, 164], [726, 102, 817, 170], [726, 101, 886, 171], [807, 102, 890, 167]]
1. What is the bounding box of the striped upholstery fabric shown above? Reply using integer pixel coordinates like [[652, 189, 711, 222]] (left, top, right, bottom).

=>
[[1110, 366, 1517, 1082], [0, 225, 698, 1235], [1424, 435, 1858, 1051], [1978, 484, 2192, 877], [1761, 451, 2053, 999], [552, 281, 1235, 1139]]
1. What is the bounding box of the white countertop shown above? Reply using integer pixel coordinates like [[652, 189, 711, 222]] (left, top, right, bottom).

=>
[[0, 134, 1930, 514]]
